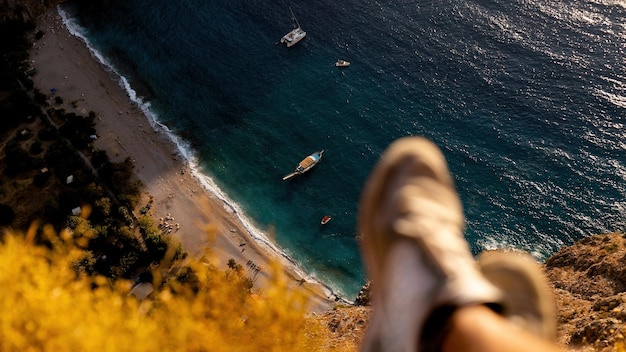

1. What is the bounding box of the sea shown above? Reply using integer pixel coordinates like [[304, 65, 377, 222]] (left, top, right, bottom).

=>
[[58, 0, 626, 300]]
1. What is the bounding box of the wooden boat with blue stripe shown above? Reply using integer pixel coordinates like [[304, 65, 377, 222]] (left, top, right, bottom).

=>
[[282, 150, 324, 180]]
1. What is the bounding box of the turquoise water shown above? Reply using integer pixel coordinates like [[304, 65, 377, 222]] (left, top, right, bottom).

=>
[[61, 0, 626, 299]]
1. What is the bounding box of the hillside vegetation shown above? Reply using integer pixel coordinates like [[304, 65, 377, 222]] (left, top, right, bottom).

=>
[[0, 228, 346, 351]]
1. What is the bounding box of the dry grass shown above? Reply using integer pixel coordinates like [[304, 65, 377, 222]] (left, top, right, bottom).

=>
[[0, 224, 343, 351]]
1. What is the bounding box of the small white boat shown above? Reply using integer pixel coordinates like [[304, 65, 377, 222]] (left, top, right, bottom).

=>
[[280, 7, 306, 47], [335, 60, 350, 67], [282, 150, 324, 180]]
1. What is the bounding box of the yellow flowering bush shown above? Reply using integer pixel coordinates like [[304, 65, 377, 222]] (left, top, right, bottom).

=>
[[0, 224, 337, 352]]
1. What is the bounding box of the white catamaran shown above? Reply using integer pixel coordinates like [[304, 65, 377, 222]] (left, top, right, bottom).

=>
[[280, 7, 306, 47]]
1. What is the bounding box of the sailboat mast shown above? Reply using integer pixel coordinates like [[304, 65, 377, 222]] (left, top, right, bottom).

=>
[[289, 6, 301, 29]]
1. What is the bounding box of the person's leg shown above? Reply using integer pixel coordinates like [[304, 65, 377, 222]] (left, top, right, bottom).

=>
[[437, 256, 562, 352], [443, 305, 562, 352], [478, 250, 557, 340], [358, 137, 560, 352], [358, 137, 503, 351]]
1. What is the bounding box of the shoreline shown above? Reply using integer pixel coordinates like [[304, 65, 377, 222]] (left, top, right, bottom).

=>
[[30, 6, 343, 312]]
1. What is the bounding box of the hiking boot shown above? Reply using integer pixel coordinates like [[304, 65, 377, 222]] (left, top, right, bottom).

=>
[[358, 137, 503, 352], [478, 250, 557, 340]]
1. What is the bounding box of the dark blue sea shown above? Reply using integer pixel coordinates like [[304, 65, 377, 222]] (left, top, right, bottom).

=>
[[59, 0, 626, 299]]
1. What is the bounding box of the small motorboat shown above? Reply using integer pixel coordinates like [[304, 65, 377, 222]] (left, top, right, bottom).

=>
[[321, 215, 331, 225], [335, 60, 350, 67]]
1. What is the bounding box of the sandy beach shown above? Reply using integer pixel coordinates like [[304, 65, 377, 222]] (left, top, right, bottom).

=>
[[29, 8, 337, 313]]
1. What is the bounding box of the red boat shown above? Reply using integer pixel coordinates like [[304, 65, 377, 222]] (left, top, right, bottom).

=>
[[321, 215, 331, 225]]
